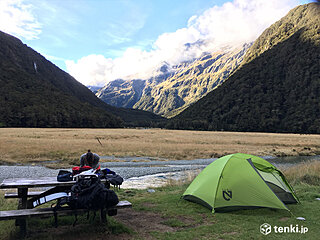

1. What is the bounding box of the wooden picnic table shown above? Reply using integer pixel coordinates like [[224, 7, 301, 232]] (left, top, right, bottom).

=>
[[0, 176, 80, 234], [0, 176, 131, 236], [0, 176, 78, 189], [0, 176, 76, 207]]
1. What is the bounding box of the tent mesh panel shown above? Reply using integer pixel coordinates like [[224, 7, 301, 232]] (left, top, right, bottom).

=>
[[266, 181, 298, 204]]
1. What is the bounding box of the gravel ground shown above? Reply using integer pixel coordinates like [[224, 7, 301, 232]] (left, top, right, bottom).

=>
[[0, 158, 215, 184], [0, 155, 318, 189]]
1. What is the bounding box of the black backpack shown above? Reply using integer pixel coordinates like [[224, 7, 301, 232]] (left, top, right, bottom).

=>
[[68, 176, 119, 210], [105, 174, 124, 188], [100, 168, 124, 188], [54, 176, 119, 226]]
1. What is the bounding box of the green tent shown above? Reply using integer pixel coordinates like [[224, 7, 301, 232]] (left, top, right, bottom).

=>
[[182, 153, 299, 212]]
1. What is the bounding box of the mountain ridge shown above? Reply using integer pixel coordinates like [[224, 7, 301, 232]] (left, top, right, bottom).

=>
[[172, 3, 320, 134], [97, 43, 251, 117]]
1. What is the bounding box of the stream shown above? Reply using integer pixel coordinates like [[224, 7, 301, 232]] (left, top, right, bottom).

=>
[[0, 155, 319, 189]]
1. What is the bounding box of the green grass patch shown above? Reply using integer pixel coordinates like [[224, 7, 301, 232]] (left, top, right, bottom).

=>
[[1, 183, 320, 239], [0, 192, 19, 240], [161, 218, 187, 228], [119, 183, 320, 240]]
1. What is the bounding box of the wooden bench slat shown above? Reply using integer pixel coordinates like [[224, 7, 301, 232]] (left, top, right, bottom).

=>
[[4, 191, 44, 199], [0, 177, 107, 189], [0, 200, 132, 221]]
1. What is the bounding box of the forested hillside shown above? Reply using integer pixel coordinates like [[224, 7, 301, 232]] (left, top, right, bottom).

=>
[[173, 3, 320, 134], [0, 31, 163, 127]]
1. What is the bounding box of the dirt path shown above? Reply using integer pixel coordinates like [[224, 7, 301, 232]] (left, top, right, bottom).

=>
[[25, 209, 172, 240], [114, 208, 176, 239]]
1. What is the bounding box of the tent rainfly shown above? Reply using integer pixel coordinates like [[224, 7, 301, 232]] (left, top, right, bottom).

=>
[[182, 153, 299, 212]]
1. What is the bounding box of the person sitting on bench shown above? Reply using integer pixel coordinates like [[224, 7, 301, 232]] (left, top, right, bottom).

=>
[[80, 150, 100, 169]]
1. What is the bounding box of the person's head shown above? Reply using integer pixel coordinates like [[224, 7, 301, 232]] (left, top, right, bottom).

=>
[[86, 149, 93, 165]]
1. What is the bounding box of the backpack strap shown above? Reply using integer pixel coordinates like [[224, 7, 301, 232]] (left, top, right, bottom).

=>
[[92, 211, 97, 221], [73, 212, 78, 227], [100, 207, 107, 222], [72, 200, 78, 226], [52, 198, 66, 228]]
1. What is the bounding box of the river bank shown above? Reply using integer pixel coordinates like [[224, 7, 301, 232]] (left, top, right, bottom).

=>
[[0, 155, 319, 189]]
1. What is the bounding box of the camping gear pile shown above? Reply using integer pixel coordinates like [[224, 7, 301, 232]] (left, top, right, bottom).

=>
[[54, 172, 120, 226], [28, 165, 125, 226], [57, 166, 124, 188], [55, 166, 124, 206], [183, 153, 299, 213]]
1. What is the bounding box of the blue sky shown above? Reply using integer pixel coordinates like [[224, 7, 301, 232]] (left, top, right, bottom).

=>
[[0, 0, 312, 86]]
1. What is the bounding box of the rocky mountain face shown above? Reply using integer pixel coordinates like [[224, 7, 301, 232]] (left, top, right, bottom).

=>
[[97, 79, 146, 108], [96, 43, 251, 117], [173, 3, 320, 134], [136, 44, 251, 117], [0, 31, 163, 128], [96, 62, 174, 109]]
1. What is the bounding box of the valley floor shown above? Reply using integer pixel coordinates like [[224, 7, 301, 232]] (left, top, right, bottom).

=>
[[0, 128, 319, 167]]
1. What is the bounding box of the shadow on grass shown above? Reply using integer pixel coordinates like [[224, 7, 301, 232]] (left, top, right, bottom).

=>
[[23, 213, 133, 240]]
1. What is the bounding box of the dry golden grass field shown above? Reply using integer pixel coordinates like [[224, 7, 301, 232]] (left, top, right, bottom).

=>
[[0, 128, 319, 167]]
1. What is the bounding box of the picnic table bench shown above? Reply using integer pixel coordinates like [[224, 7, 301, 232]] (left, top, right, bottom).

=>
[[0, 177, 132, 236]]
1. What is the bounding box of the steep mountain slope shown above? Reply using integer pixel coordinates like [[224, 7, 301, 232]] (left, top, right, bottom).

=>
[[242, 2, 319, 65], [0, 31, 163, 127], [96, 64, 174, 109], [135, 44, 251, 117], [97, 44, 250, 117], [173, 3, 320, 133], [97, 79, 145, 108]]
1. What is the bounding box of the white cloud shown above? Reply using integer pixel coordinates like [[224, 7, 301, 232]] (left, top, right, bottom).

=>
[[66, 0, 299, 86], [0, 0, 41, 40], [66, 55, 114, 87]]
